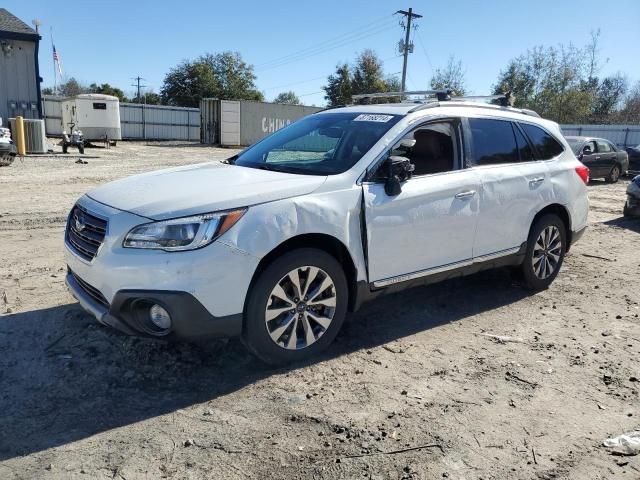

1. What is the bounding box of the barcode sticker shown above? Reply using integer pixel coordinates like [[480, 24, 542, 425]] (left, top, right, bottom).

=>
[[353, 114, 394, 122]]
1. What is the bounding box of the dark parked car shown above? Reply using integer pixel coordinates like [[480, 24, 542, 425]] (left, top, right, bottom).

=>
[[626, 144, 640, 174], [624, 175, 640, 217], [565, 136, 629, 183]]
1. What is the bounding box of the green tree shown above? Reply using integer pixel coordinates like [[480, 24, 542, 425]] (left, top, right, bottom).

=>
[[592, 74, 628, 119], [430, 55, 467, 96], [323, 50, 399, 106], [89, 83, 129, 102], [323, 63, 352, 106], [142, 91, 162, 105], [161, 52, 263, 107], [617, 81, 640, 123], [273, 91, 300, 105], [351, 49, 387, 94], [493, 44, 591, 123], [59, 77, 86, 97]]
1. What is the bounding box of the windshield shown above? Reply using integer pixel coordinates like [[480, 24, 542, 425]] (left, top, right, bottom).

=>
[[234, 112, 402, 175], [566, 138, 584, 154]]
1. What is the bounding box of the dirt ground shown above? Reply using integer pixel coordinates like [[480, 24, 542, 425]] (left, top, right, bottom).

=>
[[0, 141, 638, 480]]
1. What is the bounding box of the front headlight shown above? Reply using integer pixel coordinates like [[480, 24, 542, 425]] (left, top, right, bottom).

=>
[[123, 208, 246, 251]]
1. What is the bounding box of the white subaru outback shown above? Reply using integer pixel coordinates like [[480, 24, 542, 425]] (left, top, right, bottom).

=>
[[65, 94, 589, 364]]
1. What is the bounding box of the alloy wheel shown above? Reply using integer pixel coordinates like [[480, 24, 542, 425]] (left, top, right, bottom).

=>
[[265, 266, 337, 350], [532, 225, 562, 280], [610, 166, 620, 182]]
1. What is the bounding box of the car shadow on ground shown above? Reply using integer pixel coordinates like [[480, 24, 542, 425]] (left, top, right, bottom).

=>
[[0, 268, 531, 461], [603, 216, 640, 233]]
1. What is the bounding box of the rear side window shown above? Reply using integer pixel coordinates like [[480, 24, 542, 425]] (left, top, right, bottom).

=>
[[596, 140, 612, 153], [520, 123, 564, 160], [513, 125, 535, 162], [469, 118, 519, 165]]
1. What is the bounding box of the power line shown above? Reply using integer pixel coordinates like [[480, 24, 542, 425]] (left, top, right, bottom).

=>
[[263, 75, 328, 92], [255, 22, 397, 72], [415, 29, 435, 74], [255, 15, 394, 70]]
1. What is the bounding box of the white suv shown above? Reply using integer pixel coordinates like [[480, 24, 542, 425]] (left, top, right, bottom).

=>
[[65, 95, 589, 364]]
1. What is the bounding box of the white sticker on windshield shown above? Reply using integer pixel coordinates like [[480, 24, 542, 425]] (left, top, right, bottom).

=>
[[353, 114, 394, 122]]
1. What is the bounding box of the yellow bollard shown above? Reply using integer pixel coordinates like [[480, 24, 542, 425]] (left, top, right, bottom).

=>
[[15, 116, 26, 155]]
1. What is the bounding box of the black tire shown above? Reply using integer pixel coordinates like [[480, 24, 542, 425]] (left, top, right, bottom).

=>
[[623, 202, 631, 217], [520, 214, 567, 290], [243, 248, 348, 365], [78, 144, 85, 154], [62, 144, 68, 154], [606, 164, 621, 183]]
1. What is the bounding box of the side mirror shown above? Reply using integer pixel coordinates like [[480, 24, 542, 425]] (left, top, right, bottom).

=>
[[384, 155, 414, 196], [582, 145, 592, 155], [391, 138, 416, 156]]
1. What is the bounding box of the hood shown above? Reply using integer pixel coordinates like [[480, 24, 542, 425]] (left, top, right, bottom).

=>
[[88, 162, 327, 219]]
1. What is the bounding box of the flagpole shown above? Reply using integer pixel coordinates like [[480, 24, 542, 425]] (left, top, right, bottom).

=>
[[50, 28, 57, 96]]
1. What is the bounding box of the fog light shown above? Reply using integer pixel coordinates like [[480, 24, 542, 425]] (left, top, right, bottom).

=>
[[149, 304, 171, 329]]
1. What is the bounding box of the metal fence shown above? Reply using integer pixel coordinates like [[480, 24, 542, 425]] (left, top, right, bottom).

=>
[[42, 96, 200, 140], [560, 124, 640, 149], [119, 103, 199, 140]]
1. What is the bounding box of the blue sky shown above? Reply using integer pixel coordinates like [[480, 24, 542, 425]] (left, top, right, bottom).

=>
[[6, 0, 640, 106]]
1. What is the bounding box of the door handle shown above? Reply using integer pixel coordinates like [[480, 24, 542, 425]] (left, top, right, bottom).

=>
[[529, 177, 545, 185], [455, 190, 476, 199], [595, 156, 601, 160]]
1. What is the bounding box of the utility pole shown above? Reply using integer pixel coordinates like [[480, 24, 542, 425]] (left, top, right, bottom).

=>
[[131, 76, 147, 103], [396, 8, 422, 94]]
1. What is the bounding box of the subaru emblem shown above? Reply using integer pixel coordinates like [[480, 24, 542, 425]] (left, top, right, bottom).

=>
[[74, 214, 86, 232]]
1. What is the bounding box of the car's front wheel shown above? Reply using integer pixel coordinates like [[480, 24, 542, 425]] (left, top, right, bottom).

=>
[[243, 248, 348, 365], [520, 214, 566, 290]]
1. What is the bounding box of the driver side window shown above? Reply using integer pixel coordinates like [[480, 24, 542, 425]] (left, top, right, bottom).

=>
[[397, 121, 460, 177], [584, 141, 597, 154]]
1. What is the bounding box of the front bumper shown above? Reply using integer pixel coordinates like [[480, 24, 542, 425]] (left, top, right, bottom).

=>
[[66, 269, 243, 339], [63, 195, 258, 339]]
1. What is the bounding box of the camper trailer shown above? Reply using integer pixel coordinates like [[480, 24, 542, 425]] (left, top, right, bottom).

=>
[[61, 94, 122, 143]]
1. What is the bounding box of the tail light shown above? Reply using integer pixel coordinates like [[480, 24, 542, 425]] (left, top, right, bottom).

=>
[[575, 165, 589, 185]]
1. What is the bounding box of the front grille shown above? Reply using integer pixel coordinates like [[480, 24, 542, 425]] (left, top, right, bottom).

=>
[[69, 269, 109, 307], [66, 205, 107, 261]]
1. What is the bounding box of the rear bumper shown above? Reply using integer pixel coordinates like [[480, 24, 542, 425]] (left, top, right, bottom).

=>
[[66, 270, 243, 339]]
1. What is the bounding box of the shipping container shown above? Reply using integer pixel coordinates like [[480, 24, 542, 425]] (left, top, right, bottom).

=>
[[200, 99, 322, 146]]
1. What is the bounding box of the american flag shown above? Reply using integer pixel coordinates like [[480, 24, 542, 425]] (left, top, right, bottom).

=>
[[52, 44, 63, 76]]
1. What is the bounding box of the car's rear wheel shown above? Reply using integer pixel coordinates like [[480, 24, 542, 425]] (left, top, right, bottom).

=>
[[520, 214, 566, 290], [607, 164, 621, 183], [243, 248, 348, 365]]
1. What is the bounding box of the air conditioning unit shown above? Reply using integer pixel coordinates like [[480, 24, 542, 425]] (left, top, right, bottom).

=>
[[9, 118, 47, 154]]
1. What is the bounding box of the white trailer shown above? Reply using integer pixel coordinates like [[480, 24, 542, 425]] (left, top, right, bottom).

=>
[[61, 94, 122, 142]]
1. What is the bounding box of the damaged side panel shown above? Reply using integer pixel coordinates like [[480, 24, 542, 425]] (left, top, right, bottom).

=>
[[222, 186, 368, 282]]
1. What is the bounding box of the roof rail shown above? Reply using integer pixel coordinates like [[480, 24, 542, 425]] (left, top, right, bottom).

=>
[[352, 90, 516, 106], [408, 100, 541, 118], [352, 89, 453, 102]]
